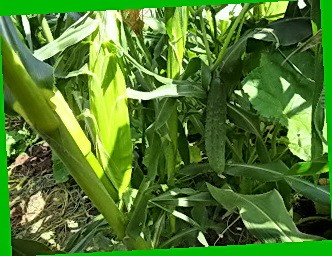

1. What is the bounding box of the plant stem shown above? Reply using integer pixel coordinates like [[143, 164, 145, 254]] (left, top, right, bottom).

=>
[[39, 15, 54, 43], [199, 11, 213, 66], [211, 4, 251, 71], [3, 38, 126, 239]]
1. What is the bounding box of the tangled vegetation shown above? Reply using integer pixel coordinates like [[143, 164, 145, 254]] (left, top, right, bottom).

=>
[[2, 0, 331, 254]]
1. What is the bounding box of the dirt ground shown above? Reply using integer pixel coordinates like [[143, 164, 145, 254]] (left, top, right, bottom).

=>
[[8, 142, 101, 251], [7, 142, 256, 251]]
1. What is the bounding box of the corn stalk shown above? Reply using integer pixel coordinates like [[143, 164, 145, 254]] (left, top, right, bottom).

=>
[[1, 12, 155, 250]]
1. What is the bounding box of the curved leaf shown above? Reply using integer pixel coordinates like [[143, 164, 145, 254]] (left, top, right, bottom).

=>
[[284, 176, 330, 206], [12, 239, 64, 256], [225, 161, 331, 206], [286, 156, 329, 176], [33, 14, 99, 61], [267, 17, 312, 46], [225, 161, 288, 182], [207, 184, 324, 242]]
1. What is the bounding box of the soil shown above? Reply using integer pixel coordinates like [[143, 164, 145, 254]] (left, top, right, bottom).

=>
[[8, 142, 100, 251]]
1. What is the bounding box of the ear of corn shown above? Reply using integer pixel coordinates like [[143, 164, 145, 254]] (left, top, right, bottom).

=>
[[88, 11, 133, 199]]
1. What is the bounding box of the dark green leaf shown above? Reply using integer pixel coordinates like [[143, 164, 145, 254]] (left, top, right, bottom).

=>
[[180, 57, 201, 80], [267, 17, 312, 46], [12, 239, 64, 256], [52, 152, 70, 183]]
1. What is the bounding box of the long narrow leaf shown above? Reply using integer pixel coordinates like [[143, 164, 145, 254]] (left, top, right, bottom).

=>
[[207, 184, 324, 242]]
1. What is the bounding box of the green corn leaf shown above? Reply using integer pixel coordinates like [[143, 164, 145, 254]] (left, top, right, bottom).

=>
[[118, 45, 172, 85], [180, 57, 201, 80], [126, 82, 206, 101], [126, 179, 151, 239], [224, 161, 331, 206], [150, 201, 202, 229], [33, 13, 99, 61], [207, 184, 325, 242], [66, 218, 107, 253], [165, 7, 188, 79], [143, 130, 162, 181], [157, 6, 189, 187], [159, 228, 199, 248], [150, 192, 216, 207]]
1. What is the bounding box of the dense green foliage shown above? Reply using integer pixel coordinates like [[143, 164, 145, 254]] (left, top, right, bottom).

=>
[[2, 0, 330, 253]]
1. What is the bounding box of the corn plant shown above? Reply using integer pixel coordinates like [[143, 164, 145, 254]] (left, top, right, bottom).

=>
[[3, 1, 331, 252]]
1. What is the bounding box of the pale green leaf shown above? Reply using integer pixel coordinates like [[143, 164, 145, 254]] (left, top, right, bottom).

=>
[[126, 82, 206, 101], [261, 2, 288, 21], [34, 14, 99, 61], [286, 155, 329, 176], [242, 51, 315, 161]]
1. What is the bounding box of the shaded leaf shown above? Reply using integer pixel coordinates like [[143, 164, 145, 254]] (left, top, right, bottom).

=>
[[267, 17, 312, 46], [12, 239, 64, 256], [284, 176, 330, 206], [225, 161, 288, 182], [52, 152, 70, 183]]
